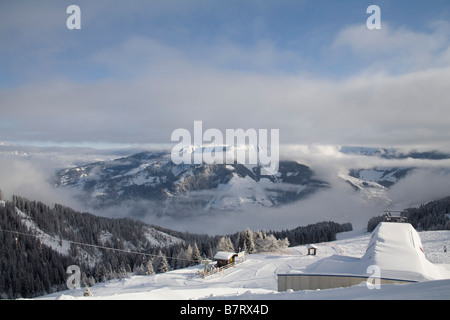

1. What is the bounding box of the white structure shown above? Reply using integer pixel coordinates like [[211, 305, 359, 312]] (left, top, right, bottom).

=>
[[278, 222, 450, 291]]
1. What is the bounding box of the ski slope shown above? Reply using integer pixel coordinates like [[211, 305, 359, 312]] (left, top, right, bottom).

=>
[[35, 228, 450, 300]]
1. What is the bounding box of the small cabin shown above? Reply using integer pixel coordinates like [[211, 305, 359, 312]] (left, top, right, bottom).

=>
[[213, 251, 238, 267], [306, 244, 317, 256]]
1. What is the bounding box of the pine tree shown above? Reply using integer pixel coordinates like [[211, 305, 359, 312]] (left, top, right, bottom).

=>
[[133, 263, 146, 275], [155, 250, 169, 273], [94, 263, 108, 282], [255, 234, 289, 253], [145, 260, 154, 275], [175, 248, 188, 269], [184, 244, 193, 266], [83, 286, 93, 297], [217, 236, 235, 252], [240, 228, 255, 254], [191, 242, 202, 265]]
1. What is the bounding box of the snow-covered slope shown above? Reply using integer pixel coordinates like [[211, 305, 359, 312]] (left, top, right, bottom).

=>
[[339, 173, 392, 204], [35, 227, 450, 300]]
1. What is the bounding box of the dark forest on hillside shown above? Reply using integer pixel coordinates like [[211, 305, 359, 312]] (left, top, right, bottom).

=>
[[1, 193, 352, 299]]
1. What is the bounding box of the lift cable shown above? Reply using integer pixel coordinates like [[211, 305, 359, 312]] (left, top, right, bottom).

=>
[[0, 227, 194, 262]]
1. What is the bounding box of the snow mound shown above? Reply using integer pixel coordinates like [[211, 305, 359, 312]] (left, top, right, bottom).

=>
[[303, 222, 450, 282], [361, 222, 449, 281]]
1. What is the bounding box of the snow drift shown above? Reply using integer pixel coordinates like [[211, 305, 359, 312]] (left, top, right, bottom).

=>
[[278, 222, 450, 291]]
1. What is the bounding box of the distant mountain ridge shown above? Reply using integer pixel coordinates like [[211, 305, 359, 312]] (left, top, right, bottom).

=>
[[338, 146, 450, 203], [54, 146, 450, 214], [55, 150, 329, 214], [340, 146, 450, 160]]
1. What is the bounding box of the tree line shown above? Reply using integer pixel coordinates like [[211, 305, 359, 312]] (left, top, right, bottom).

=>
[[367, 195, 450, 232]]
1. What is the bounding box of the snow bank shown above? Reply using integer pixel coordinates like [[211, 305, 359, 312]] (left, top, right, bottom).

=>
[[360, 222, 449, 281], [299, 222, 450, 282]]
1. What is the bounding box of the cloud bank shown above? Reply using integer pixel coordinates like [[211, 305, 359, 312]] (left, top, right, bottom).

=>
[[1, 8, 450, 150], [2, 144, 450, 235]]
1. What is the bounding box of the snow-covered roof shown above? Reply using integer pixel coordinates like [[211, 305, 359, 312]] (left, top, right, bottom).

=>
[[300, 222, 449, 282], [214, 251, 237, 261], [306, 244, 317, 249]]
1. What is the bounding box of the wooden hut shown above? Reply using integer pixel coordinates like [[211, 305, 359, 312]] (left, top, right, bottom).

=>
[[306, 244, 317, 256], [213, 251, 238, 267]]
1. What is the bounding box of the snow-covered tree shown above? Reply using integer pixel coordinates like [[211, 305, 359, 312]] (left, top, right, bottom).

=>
[[255, 234, 289, 253], [83, 286, 93, 297], [216, 236, 235, 252], [192, 242, 202, 265], [87, 275, 96, 287], [133, 260, 155, 276], [133, 262, 147, 275], [154, 250, 170, 273], [238, 228, 255, 254], [175, 248, 188, 269], [184, 244, 193, 266], [145, 260, 154, 275], [94, 263, 108, 282]]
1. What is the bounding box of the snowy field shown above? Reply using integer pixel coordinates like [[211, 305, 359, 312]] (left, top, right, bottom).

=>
[[35, 228, 450, 301]]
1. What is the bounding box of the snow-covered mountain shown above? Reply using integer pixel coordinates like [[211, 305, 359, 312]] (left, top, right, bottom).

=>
[[347, 167, 412, 188], [53, 146, 450, 215], [337, 146, 450, 204], [54, 150, 329, 214], [338, 167, 413, 204]]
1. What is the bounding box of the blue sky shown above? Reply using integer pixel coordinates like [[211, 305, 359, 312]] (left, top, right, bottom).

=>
[[1, 0, 450, 149]]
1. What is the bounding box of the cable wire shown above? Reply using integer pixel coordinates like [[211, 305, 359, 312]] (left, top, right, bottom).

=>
[[0, 227, 193, 262]]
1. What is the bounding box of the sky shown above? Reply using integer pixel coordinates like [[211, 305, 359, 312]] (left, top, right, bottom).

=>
[[1, 0, 450, 150]]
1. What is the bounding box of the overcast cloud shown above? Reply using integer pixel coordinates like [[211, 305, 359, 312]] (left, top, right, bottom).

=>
[[2, 54, 450, 147], [1, 1, 450, 149]]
